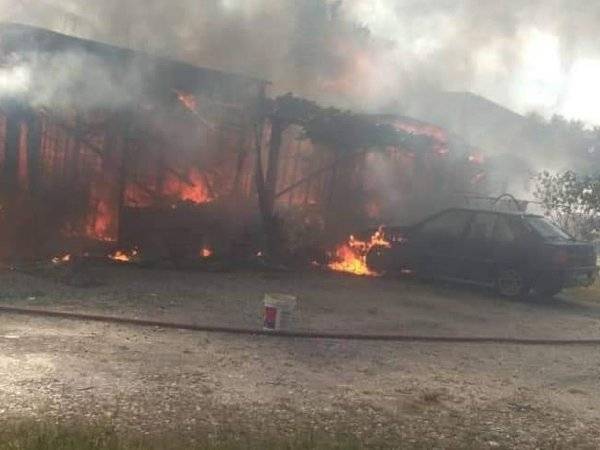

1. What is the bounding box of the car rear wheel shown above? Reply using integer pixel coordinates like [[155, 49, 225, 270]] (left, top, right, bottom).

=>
[[495, 268, 530, 298], [533, 284, 563, 298]]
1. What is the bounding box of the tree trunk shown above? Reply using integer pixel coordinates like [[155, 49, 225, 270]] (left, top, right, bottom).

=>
[[264, 117, 283, 214], [254, 123, 268, 221], [253, 121, 281, 259]]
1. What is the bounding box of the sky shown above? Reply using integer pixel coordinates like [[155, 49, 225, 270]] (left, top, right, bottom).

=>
[[2, 0, 600, 125], [345, 0, 600, 124]]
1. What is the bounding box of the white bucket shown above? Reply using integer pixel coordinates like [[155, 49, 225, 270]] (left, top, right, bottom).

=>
[[263, 293, 297, 331]]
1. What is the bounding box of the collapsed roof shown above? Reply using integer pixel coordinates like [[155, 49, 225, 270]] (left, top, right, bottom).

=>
[[0, 22, 268, 110]]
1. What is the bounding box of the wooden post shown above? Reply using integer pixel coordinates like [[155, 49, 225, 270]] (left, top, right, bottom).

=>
[[287, 139, 302, 207], [25, 111, 42, 193], [3, 107, 22, 193], [156, 147, 166, 197], [70, 116, 83, 184], [115, 113, 133, 246], [232, 129, 247, 195], [327, 148, 341, 208]]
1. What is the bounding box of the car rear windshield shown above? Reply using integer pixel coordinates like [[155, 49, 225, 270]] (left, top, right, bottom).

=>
[[526, 217, 572, 241]]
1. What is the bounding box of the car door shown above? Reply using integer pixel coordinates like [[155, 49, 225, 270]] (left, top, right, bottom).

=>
[[491, 215, 533, 271], [460, 212, 497, 284], [411, 210, 472, 279]]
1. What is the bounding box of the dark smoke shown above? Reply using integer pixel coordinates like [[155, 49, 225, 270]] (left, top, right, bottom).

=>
[[2, 0, 600, 117], [2, 0, 599, 206]]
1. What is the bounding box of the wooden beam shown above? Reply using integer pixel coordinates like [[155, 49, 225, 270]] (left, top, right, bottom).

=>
[[274, 148, 368, 200], [25, 111, 43, 193], [41, 112, 158, 198], [3, 109, 22, 192]]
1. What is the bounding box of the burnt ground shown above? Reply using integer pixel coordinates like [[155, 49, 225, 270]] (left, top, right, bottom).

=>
[[1, 264, 600, 448]]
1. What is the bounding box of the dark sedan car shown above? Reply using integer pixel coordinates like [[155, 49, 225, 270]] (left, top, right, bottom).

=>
[[366, 208, 598, 297]]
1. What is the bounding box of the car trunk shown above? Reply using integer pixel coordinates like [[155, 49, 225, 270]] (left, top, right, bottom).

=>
[[546, 241, 597, 268]]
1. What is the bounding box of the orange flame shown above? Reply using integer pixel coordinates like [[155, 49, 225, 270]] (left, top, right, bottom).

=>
[[109, 248, 138, 263], [51, 254, 71, 264], [328, 227, 391, 276], [163, 168, 214, 205], [87, 198, 116, 242], [365, 201, 381, 219], [388, 119, 449, 156], [468, 153, 485, 164], [200, 246, 213, 258], [174, 89, 198, 113], [173, 89, 215, 130]]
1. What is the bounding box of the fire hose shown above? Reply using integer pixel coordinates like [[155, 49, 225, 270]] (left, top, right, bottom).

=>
[[1, 304, 600, 346]]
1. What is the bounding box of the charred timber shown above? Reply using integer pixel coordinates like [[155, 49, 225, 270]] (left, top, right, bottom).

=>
[[25, 111, 43, 193], [274, 148, 369, 200], [2, 104, 25, 193]]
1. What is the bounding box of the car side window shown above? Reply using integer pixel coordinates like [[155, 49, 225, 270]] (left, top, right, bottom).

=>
[[420, 210, 471, 239], [466, 213, 496, 241], [494, 216, 518, 242]]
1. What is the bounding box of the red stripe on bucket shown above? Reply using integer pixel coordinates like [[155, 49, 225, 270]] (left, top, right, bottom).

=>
[[263, 305, 277, 330]]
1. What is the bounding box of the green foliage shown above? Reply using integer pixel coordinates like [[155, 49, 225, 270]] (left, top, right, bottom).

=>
[[534, 170, 600, 240], [303, 109, 408, 152], [265, 93, 412, 153], [535, 171, 600, 214], [267, 93, 321, 126]]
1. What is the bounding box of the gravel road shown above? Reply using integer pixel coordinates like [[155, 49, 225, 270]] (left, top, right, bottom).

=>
[[1, 266, 600, 448]]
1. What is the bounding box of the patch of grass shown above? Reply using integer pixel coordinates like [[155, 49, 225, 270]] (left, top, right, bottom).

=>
[[567, 278, 600, 302], [1, 414, 598, 450], [419, 389, 443, 404], [0, 421, 128, 450], [0, 420, 379, 450]]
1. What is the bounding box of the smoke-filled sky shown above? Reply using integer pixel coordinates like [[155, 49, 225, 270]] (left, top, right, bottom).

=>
[[3, 0, 600, 124]]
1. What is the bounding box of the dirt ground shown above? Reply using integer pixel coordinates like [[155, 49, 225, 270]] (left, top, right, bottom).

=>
[[1, 265, 600, 448]]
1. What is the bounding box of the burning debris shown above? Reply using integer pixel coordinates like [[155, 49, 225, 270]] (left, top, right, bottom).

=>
[[328, 227, 390, 277], [380, 116, 450, 157], [162, 168, 215, 206], [200, 246, 213, 258], [174, 89, 199, 113], [173, 88, 216, 130], [109, 249, 139, 263], [51, 254, 72, 265], [468, 153, 485, 165]]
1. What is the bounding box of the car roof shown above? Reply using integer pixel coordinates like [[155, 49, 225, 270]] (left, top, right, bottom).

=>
[[375, 207, 546, 231], [442, 207, 544, 218]]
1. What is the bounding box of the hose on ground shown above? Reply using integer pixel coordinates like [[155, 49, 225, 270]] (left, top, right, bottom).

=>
[[0, 304, 599, 346]]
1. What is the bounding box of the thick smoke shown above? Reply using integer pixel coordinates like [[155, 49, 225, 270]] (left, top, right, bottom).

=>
[[0, 51, 146, 109], [2, 0, 599, 207], [2, 0, 600, 118]]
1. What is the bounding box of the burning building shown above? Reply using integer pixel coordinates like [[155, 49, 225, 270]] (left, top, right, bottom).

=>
[[0, 23, 484, 266], [0, 23, 268, 261]]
